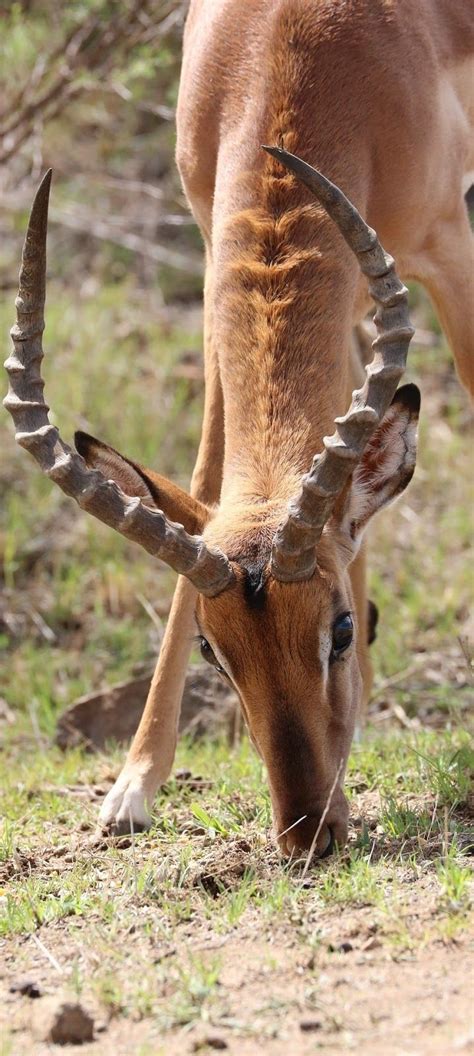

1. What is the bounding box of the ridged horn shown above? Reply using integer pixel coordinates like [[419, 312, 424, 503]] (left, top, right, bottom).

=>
[[3, 170, 235, 597], [262, 147, 415, 582]]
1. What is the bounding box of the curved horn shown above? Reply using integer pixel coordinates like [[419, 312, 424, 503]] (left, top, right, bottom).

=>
[[262, 147, 415, 582], [3, 170, 235, 597]]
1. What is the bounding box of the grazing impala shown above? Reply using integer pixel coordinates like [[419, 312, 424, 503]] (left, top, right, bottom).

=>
[[5, 0, 473, 857]]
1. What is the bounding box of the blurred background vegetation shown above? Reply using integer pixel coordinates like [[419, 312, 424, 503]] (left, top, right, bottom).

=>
[[0, 0, 472, 738]]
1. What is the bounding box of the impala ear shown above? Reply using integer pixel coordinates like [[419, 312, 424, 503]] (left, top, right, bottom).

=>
[[74, 431, 210, 535], [333, 384, 420, 561]]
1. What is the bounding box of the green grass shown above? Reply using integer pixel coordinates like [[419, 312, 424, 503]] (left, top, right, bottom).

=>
[[1, 279, 473, 1048], [1, 281, 204, 717], [0, 730, 471, 1048], [1, 729, 472, 936]]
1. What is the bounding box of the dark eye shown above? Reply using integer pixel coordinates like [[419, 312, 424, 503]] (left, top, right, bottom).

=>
[[331, 612, 353, 660], [199, 636, 224, 675]]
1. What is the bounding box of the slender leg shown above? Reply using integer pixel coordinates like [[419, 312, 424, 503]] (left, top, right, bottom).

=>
[[99, 263, 224, 833], [417, 205, 474, 398]]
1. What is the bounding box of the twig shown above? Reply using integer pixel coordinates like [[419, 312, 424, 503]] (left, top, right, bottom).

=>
[[391, 702, 420, 730], [129, 810, 138, 899], [443, 806, 449, 863], [458, 635, 474, 682], [49, 205, 203, 275], [75, 171, 165, 200], [277, 815, 308, 840], [426, 794, 439, 843], [31, 932, 64, 975], [367, 837, 376, 865], [136, 593, 164, 636], [0, 0, 180, 165], [299, 759, 344, 883], [30, 608, 57, 644], [369, 659, 425, 701], [27, 698, 47, 750]]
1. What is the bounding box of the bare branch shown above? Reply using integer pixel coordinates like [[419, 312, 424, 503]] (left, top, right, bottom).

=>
[[49, 205, 202, 275], [0, 0, 183, 167]]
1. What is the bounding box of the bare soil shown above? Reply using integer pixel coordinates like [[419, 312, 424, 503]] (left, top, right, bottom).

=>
[[2, 786, 473, 1055]]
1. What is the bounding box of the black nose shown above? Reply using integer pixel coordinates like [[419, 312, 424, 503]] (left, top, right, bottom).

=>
[[319, 827, 335, 859]]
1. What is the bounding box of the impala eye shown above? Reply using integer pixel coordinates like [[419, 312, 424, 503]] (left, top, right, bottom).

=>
[[331, 612, 353, 660], [199, 636, 224, 675]]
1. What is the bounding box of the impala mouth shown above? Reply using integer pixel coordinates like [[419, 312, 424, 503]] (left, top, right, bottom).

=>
[[276, 798, 349, 859]]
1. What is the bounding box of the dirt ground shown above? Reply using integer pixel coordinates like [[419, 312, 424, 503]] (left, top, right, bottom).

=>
[[2, 775, 473, 1056], [4, 937, 473, 1056]]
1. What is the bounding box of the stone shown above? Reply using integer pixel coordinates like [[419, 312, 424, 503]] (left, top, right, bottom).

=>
[[300, 1019, 323, 1032], [33, 999, 94, 1044], [55, 663, 238, 750]]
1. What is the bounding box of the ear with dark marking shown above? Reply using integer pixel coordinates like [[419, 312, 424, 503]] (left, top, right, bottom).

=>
[[74, 431, 210, 535], [333, 384, 420, 560]]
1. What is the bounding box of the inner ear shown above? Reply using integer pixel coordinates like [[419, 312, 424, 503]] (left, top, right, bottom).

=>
[[334, 383, 420, 553], [74, 431, 210, 535]]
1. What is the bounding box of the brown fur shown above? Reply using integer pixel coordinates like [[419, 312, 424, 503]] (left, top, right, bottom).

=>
[[98, 0, 473, 853]]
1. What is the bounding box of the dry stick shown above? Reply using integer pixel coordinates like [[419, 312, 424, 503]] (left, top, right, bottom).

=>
[[299, 759, 345, 884], [367, 838, 376, 866], [369, 659, 426, 702], [136, 592, 164, 637], [0, 82, 84, 166], [31, 932, 64, 974], [390, 702, 420, 730], [426, 793, 439, 843], [75, 171, 165, 200], [27, 698, 47, 750], [443, 806, 449, 863], [277, 815, 308, 841], [129, 810, 139, 900], [0, 0, 166, 163], [49, 205, 203, 275], [0, 13, 101, 136], [458, 635, 474, 680], [0, 0, 132, 131]]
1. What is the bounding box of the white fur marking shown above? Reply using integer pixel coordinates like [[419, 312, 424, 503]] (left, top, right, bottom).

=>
[[319, 629, 332, 688], [99, 770, 152, 830]]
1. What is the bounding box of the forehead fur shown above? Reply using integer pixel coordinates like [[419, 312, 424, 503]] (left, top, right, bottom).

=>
[[197, 564, 338, 700]]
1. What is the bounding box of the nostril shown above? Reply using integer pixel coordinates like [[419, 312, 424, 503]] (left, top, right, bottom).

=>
[[319, 826, 335, 859]]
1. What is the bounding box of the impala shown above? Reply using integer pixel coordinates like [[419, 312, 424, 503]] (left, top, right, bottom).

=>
[[5, 0, 473, 858]]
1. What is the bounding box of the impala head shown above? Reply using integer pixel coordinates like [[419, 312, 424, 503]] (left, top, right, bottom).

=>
[[4, 151, 418, 859]]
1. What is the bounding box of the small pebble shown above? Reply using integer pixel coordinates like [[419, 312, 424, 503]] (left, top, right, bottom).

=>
[[9, 978, 42, 999], [192, 1037, 228, 1051], [300, 1019, 323, 1032]]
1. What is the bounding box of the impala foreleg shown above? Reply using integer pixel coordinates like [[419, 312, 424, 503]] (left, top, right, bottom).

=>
[[98, 576, 199, 833], [99, 266, 224, 835]]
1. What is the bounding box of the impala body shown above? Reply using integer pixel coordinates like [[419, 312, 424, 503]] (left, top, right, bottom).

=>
[[5, 0, 473, 858]]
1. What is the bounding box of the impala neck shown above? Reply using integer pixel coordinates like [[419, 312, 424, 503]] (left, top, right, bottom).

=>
[[213, 152, 363, 508]]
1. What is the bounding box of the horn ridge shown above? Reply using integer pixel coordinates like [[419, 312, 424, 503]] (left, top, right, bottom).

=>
[[262, 148, 415, 582], [4, 171, 235, 598]]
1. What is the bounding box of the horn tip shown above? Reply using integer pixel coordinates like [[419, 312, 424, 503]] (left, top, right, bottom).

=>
[[261, 144, 292, 163], [31, 169, 53, 215]]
